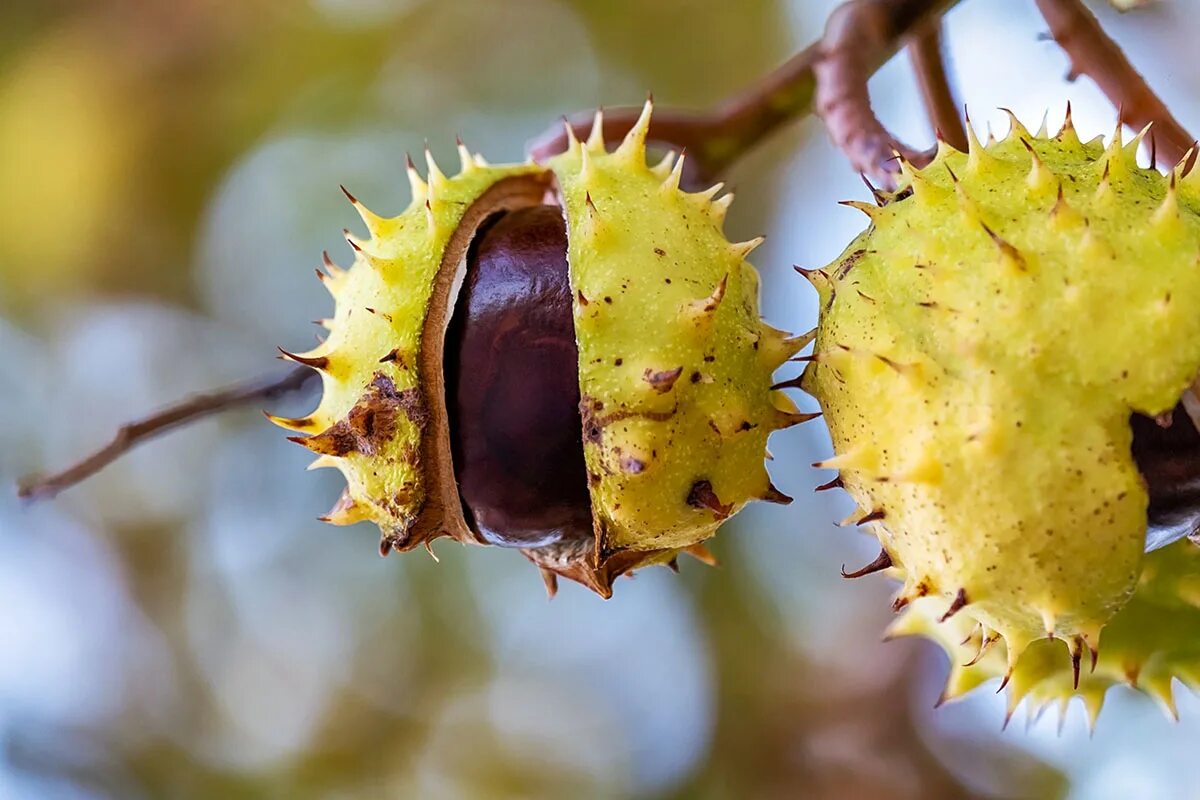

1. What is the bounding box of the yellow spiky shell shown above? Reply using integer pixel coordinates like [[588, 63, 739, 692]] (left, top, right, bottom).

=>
[[802, 111, 1200, 676], [892, 539, 1200, 729], [274, 101, 806, 595]]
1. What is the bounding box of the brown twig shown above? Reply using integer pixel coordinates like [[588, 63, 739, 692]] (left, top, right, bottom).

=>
[[528, 0, 964, 185], [17, 366, 319, 502], [1035, 0, 1194, 167], [908, 20, 968, 150]]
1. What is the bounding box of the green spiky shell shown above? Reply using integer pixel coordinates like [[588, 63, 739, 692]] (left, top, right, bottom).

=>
[[892, 540, 1200, 728], [275, 101, 805, 594], [547, 106, 806, 558], [271, 151, 551, 548], [803, 112, 1200, 674]]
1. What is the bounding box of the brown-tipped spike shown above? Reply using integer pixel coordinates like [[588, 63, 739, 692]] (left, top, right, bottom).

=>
[[315, 267, 329, 284], [839, 200, 879, 219], [841, 548, 892, 579], [343, 230, 362, 252], [263, 410, 315, 432], [1071, 636, 1084, 689], [945, 163, 959, 184], [980, 222, 1027, 270], [683, 542, 718, 566], [997, 670, 1012, 693], [539, 567, 559, 599], [938, 588, 969, 622], [856, 508, 886, 526], [339, 184, 358, 205], [794, 266, 831, 286], [774, 410, 821, 428], [277, 347, 329, 371], [761, 482, 792, 505], [814, 476, 844, 492], [770, 376, 805, 391], [860, 173, 888, 206]]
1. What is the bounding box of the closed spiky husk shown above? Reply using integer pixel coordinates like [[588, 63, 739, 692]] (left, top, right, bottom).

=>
[[274, 101, 807, 595], [891, 539, 1200, 728], [803, 110, 1200, 685]]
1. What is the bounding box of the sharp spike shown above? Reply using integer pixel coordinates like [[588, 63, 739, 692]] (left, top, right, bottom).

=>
[[773, 410, 821, 429], [306, 455, 339, 471], [812, 447, 877, 473], [683, 542, 718, 566], [839, 199, 881, 220], [263, 411, 317, 433], [856, 508, 886, 526], [562, 116, 580, 153], [1069, 635, 1084, 690], [999, 107, 1031, 143], [814, 475, 844, 492], [682, 274, 728, 322], [1035, 108, 1050, 138], [277, 347, 329, 371], [649, 149, 676, 179], [405, 153, 427, 202], [939, 588, 969, 622], [456, 136, 475, 173], [424, 145, 446, 189], [980, 222, 1028, 271], [965, 112, 996, 174], [794, 265, 832, 291], [860, 173, 889, 206], [841, 548, 892, 579], [617, 98, 654, 160], [663, 149, 686, 191], [319, 489, 370, 526], [586, 108, 605, 152], [539, 567, 559, 599], [760, 482, 793, 505], [1154, 170, 1181, 229], [1041, 608, 1057, 640], [1125, 122, 1153, 162], [730, 236, 765, 260]]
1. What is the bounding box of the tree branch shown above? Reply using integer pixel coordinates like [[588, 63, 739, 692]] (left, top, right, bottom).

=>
[[528, 0, 965, 185], [908, 21, 968, 150], [1035, 0, 1194, 168], [17, 367, 319, 502]]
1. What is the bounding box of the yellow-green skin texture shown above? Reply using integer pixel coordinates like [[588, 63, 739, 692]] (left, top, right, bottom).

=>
[[276, 102, 804, 585], [803, 116, 1200, 670], [273, 151, 546, 538], [549, 108, 804, 554], [892, 540, 1200, 727]]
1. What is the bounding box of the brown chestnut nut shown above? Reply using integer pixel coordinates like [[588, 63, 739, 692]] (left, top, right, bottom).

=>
[[447, 206, 593, 548]]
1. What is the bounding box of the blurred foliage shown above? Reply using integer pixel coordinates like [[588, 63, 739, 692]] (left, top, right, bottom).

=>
[[12, 0, 1200, 798]]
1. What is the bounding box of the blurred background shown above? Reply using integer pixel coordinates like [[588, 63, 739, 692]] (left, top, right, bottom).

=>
[[3, 1, 1200, 797]]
